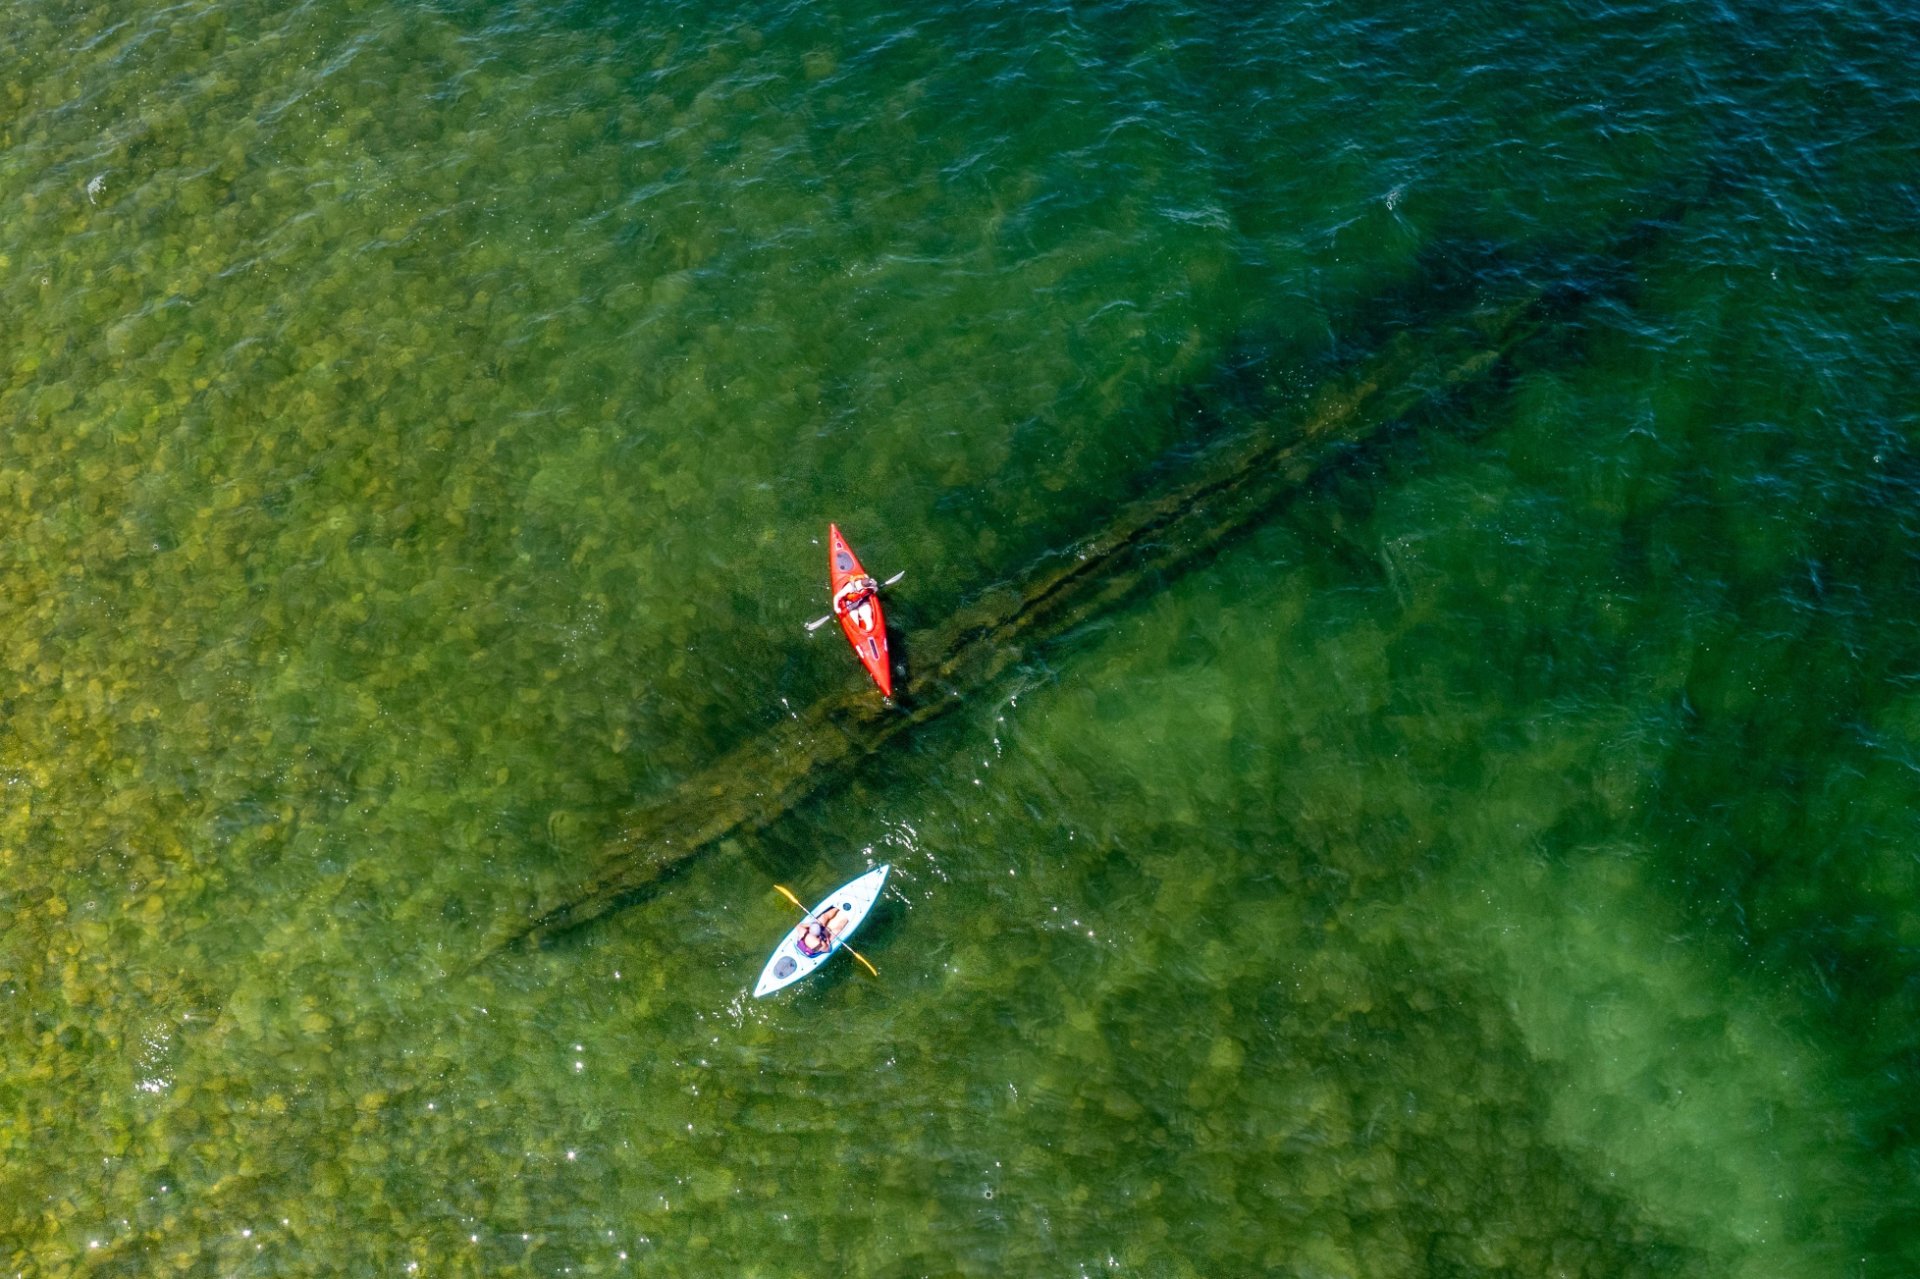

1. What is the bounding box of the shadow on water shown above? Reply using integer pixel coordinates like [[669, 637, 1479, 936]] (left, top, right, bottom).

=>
[[488, 200, 1692, 958]]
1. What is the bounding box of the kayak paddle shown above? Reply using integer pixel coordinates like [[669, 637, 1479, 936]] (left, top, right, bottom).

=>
[[804, 569, 906, 632], [773, 883, 879, 977]]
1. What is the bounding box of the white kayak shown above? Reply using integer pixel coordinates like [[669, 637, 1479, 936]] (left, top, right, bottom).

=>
[[752, 864, 890, 998]]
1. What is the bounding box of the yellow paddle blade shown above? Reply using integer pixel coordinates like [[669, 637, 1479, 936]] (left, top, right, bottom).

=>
[[846, 947, 879, 978], [773, 884, 805, 912]]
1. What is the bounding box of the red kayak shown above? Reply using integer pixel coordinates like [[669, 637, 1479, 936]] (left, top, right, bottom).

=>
[[827, 523, 892, 697]]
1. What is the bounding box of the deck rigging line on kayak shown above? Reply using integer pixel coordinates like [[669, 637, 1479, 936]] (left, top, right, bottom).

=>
[[484, 207, 1689, 959]]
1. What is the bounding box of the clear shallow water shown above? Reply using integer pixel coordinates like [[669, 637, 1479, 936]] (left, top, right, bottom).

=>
[[3, 0, 1918, 1275]]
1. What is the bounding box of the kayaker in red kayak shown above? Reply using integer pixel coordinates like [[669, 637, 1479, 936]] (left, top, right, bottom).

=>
[[833, 573, 879, 630], [825, 524, 894, 697]]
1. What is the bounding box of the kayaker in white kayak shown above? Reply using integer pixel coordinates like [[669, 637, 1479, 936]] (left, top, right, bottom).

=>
[[796, 904, 851, 956], [833, 575, 879, 631]]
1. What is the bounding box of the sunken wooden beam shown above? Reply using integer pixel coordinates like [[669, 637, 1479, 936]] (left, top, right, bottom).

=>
[[492, 220, 1675, 954]]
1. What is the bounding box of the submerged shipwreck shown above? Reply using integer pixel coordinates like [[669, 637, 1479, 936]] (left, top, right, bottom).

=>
[[490, 210, 1682, 957]]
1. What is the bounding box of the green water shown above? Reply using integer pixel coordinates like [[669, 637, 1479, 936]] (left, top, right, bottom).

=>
[[3, 0, 1918, 1274]]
